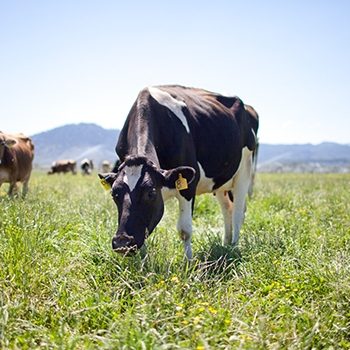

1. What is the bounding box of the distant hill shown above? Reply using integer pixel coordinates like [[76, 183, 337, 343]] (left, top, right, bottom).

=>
[[258, 142, 350, 163], [30, 123, 350, 173], [31, 123, 120, 168], [258, 142, 350, 173]]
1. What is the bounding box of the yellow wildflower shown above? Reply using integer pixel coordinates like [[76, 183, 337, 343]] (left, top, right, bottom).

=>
[[208, 307, 217, 314]]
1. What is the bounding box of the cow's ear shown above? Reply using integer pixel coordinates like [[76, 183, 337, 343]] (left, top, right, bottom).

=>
[[5, 138, 18, 148], [162, 166, 196, 190], [98, 172, 117, 191]]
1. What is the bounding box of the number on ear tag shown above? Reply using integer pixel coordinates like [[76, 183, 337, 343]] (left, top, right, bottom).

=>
[[100, 178, 112, 191], [175, 173, 188, 191]]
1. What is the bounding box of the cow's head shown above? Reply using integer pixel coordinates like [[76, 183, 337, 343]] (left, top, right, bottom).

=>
[[98, 155, 195, 256], [0, 134, 18, 165]]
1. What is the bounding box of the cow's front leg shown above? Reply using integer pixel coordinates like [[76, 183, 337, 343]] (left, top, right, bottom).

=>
[[8, 181, 19, 196], [22, 178, 30, 197], [216, 191, 234, 245], [176, 194, 193, 259]]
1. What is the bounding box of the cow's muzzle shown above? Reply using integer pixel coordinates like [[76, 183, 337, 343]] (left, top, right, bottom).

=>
[[112, 234, 138, 256]]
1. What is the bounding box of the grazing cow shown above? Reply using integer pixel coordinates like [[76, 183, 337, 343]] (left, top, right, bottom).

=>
[[48, 159, 76, 174], [0, 131, 35, 197], [81, 158, 94, 175], [99, 85, 259, 258]]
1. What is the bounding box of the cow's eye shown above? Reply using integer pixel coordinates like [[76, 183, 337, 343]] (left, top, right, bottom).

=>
[[148, 189, 156, 200]]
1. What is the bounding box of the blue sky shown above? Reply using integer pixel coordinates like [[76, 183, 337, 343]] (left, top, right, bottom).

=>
[[1, 0, 349, 144]]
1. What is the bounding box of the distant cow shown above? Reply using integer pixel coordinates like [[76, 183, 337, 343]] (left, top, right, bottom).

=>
[[101, 160, 112, 173], [48, 159, 76, 174], [81, 158, 94, 175], [99, 85, 259, 258], [0, 131, 35, 196]]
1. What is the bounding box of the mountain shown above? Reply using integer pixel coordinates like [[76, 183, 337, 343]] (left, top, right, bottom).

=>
[[31, 123, 120, 168], [30, 123, 350, 173], [258, 142, 350, 163], [258, 142, 350, 173]]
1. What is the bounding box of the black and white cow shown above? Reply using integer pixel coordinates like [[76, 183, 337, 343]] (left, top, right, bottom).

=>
[[81, 158, 94, 175], [99, 85, 259, 258]]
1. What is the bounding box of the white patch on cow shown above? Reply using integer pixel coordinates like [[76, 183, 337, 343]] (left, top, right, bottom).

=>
[[124, 165, 143, 192], [148, 86, 190, 133], [161, 187, 177, 201], [196, 162, 215, 195], [239, 147, 253, 175], [196, 162, 234, 194]]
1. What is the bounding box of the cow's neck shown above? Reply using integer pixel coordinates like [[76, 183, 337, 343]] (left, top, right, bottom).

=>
[[127, 115, 159, 167]]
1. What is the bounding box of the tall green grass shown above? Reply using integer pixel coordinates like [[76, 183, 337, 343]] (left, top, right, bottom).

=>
[[0, 172, 349, 349]]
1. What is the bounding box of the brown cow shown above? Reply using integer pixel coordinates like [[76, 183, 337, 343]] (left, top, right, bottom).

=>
[[0, 131, 35, 197], [48, 159, 77, 175]]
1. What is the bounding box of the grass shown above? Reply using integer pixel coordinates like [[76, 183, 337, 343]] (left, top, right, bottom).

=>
[[0, 171, 349, 349]]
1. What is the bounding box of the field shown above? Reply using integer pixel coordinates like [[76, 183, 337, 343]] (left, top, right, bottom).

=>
[[0, 171, 349, 349]]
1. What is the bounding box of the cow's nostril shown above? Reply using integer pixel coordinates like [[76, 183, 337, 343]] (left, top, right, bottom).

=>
[[112, 235, 136, 249]]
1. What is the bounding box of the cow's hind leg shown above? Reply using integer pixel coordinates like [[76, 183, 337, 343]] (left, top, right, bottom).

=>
[[22, 172, 31, 197], [231, 148, 253, 244], [216, 191, 234, 245], [176, 194, 193, 259]]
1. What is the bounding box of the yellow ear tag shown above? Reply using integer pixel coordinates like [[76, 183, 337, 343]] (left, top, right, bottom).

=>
[[175, 173, 188, 191], [100, 178, 112, 191]]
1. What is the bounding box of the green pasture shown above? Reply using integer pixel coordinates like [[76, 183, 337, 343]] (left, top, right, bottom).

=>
[[0, 171, 349, 349]]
